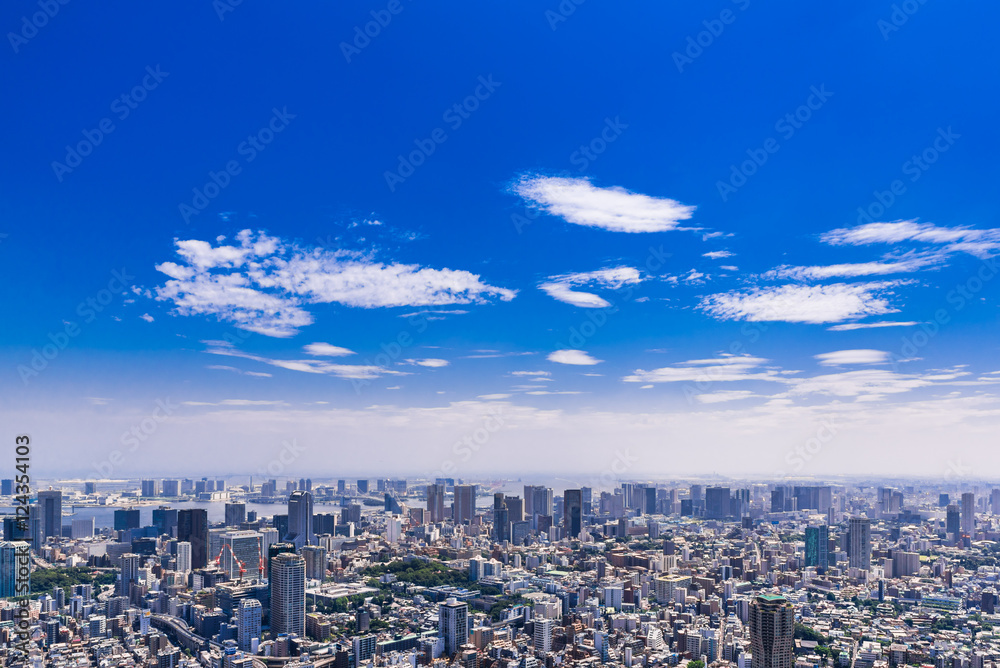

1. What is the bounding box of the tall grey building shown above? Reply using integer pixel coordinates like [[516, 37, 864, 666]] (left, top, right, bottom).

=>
[[749, 595, 794, 668], [285, 490, 314, 549], [849, 516, 871, 570], [38, 490, 62, 540], [271, 552, 306, 637]]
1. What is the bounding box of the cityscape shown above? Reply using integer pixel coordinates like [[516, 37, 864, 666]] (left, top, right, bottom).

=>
[[3, 478, 1000, 668], [4, 1, 1000, 668]]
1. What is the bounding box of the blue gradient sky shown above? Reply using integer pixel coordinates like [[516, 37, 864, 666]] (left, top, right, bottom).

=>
[[3, 1, 1000, 480]]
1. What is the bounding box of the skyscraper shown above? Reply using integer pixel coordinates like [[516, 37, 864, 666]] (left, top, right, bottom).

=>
[[177, 509, 209, 569], [176, 541, 192, 572], [237, 598, 262, 651], [225, 503, 247, 527], [38, 490, 62, 539], [564, 489, 582, 538], [0, 541, 30, 597], [962, 492, 975, 535], [439, 597, 468, 656], [534, 617, 554, 653], [140, 479, 159, 497], [220, 530, 262, 580], [271, 552, 306, 637], [285, 490, 314, 549], [946, 504, 961, 536], [301, 545, 327, 580], [426, 483, 446, 523], [453, 485, 477, 525], [805, 525, 829, 570], [705, 487, 731, 519], [119, 553, 140, 597], [749, 594, 794, 668], [849, 517, 871, 570]]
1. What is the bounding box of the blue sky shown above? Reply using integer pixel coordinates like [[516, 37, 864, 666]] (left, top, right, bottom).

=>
[[3, 1, 1000, 480]]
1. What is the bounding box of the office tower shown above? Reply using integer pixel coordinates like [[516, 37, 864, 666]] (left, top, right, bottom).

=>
[[161, 480, 180, 497], [1, 541, 30, 597], [85, 481, 98, 495], [992, 489, 1000, 515], [71, 518, 95, 539], [805, 525, 829, 570], [946, 504, 961, 536], [581, 487, 593, 514], [706, 487, 731, 519], [749, 594, 794, 668], [770, 489, 784, 513], [534, 617, 554, 653], [357, 479, 369, 493], [114, 508, 141, 531], [119, 553, 140, 596], [564, 489, 582, 538], [426, 483, 446, 523], [176, 542, 192, 572], [220, 531, 262, 580], [285, 490, 314, 549], [140, 479, 159, 497], [848, 517, 872, 570], [225, 503, 247, 527], [439, 597, 469, 656], [962, 492, 975, 535], [236, 598, 262, 651], [177, 509, 209, 569], [268, 542, 295, 590], [301, 545, 327, 580], [939, 493, 950, 507], [152, 506, 178, 537], [640, 486, 657, 515], [1, 479, 14, 496], [453, 485, 477, 525], [505, 495, 523, 523], [337, 479, 346, 494], [354, 635, 377, 665], [270, 552, 306, 637], [38, 489, 62, 539]]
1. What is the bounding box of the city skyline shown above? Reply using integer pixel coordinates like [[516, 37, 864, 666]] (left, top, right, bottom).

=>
[[3, 3, 1000, 478]]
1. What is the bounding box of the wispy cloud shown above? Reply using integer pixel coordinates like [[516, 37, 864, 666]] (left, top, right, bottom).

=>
[[153, 229, 515, 337], [204, 340, 405, 380], [822, 220, 1000, 257], [405, 358, 450, 368], [703, 250, 733, 259], [814, 349, 891, 366], [303, 342, 356, 357], [699, 281, 909, 324], [764, 253, 941, 280], [539, 266, 642, 308], [512, 175, 695, 233], [547, 349, 603, 365], [623, 354, 788, 384], [827, 321, 921, 331]]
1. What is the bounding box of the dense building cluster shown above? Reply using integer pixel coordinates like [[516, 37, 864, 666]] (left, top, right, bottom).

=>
[[3, 479, 1000, 668]]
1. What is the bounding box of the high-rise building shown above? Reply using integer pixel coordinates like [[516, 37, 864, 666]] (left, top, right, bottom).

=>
[[114, 508, 140, 531], [946, 504, 961, 536], [534, 617, 554, 653], [301, 545, 327, 580], [992, 489, 1000, 516], [749, 594, 794, 668], [160, 480, 180, 497], [271, 552, 306, 637], [177, 509, 209, 569], [805, 525, 829, 570], [1, 479, 14, 496], [962, 492, 975, 535], [505, 495, 523, 523], [220, 531, 262, 580], [564, 489, 582, 538], [140, 479, 159, 497], [706, 487, 731, 519], [152, 506, 178, 537], [176, 541, 192, 572], [357, 479, 369, 494], [225, 503, 247, 527], [119, 553, 140, 596], [38, 490, 62, 539], [453, 485, 477, 525], [849, 517, 872, 570], [237, 598, 262, 651], [427, 483, 446, 523], [0, 541, 30, 597], [439, 597, 468, 656], [285, 490, 314, 549]]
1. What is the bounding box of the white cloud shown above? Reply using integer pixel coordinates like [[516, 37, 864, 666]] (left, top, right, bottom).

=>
[[512, 175, 695, 233], [821, 220, 1000, 257], [764, 254, 941, 280], [477, 393, 511, 400], [303, 342, 356, 357], [827, 321, 921, 331], [814, 349, 891, 366], [703, 251, 733, 259], [699, 281, 908, 324], [548, 349, 603, 366], [511, 371, 551, 377], [153, 229, 515, 337], [539, 266, 642, 308], [695, 390, 761, 404], [405, 358, 449, 368], [140, 313, 154, 323], [623, 354, 788, 384], [204, 340, 405, 380]]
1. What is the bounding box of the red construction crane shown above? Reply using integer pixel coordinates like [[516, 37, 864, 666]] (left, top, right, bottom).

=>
[[214, 543, 247, 580]]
